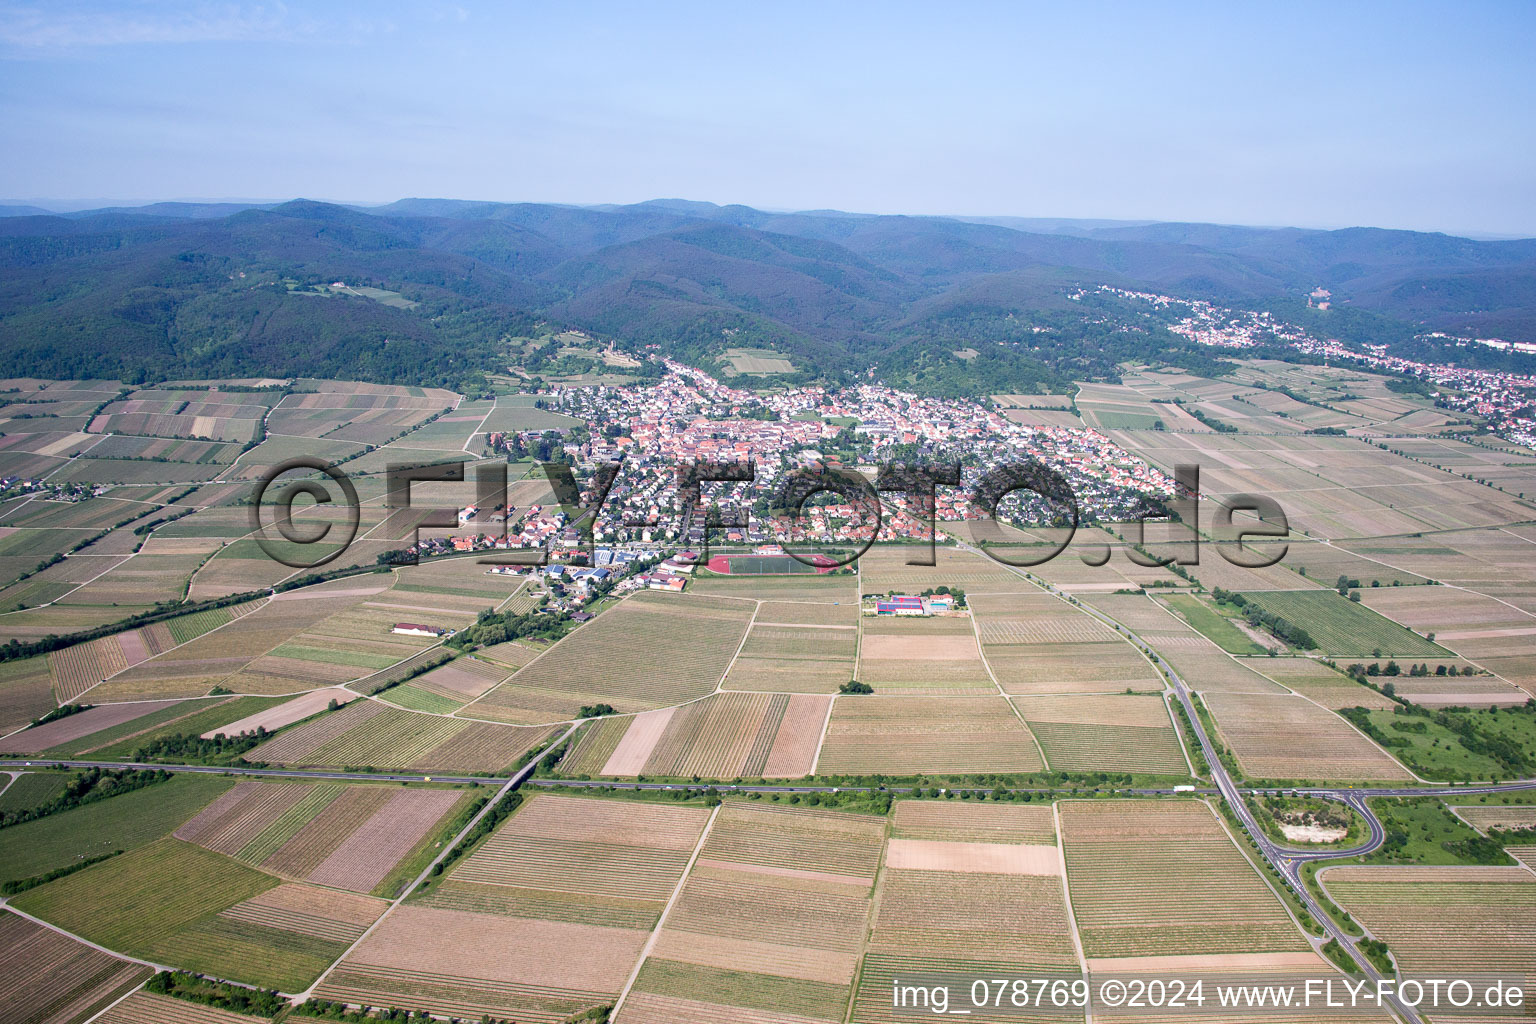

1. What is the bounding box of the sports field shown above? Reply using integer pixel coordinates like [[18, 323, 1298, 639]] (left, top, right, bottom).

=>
[[716, 554, 821, 574]]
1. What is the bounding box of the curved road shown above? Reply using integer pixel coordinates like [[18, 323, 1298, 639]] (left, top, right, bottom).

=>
[[11, 544, 1536, 1024], [948, 539, 1429, 1024]]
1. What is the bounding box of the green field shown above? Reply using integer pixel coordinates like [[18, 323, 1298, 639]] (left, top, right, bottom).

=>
[[1162, 594, 1266, 655], [86, 696, 291, 758], [165, 606, 237, 645], [0, 773, 232, 884], [723, 555, 819, 575], [0, 579, 76, 613], [12, 836, 274, 950], [0, 771, 71, 814], [37, 702, 201, 758], [724, 347, 796, 374], [379, 683, 465, 714], [1345, 708, 1504, 781], [268, 643, 405, 671], [1360, 796, 1514, 866], [1090, 409, 1164, 429], [12, 836, 343, 990], [1239, 590, 1449, 657], [1342, 704, 1536, 783]]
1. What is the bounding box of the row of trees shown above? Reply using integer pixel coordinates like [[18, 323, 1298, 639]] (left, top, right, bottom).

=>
[[1211, 587, 1316, 649], [0, 768, 169, 830]]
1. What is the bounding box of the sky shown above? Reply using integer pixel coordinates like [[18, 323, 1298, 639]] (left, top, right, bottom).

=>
[[2, 1, 1534, 236]]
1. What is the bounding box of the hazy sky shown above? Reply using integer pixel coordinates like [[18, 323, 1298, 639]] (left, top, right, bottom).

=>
[[3, 1, 1534, 235]]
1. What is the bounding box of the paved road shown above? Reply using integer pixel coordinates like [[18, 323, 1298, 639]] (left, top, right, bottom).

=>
[[0, 759, 499, 786], [296, 721, 578, 1004], [6, 758, 1532, 803], [950, 540, 1427, 1024]]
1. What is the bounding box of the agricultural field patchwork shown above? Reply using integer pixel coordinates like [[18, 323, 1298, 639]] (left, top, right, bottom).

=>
[[172, 779, 467, 895], [4, 698, 186, 754], [1358, 584, 1536, 698], [854, 801, 1078, 1024], [1238, 589, 1451, 658], [1449, 804, 1536, 833], [1150, 636, 1291, 694], [1320, 866, 1536, 983], [725, 612, 857, 692], [857, 613, 993, 692], [472, 591, 756, 719], [9, 837, 343, 990], [971, 590, 1163, 694], [87, 565, 499, 700], [1157, 593, 1268, 655], [1059, 800, 1309, 958], [571, 691, 831, 779], [249, 700, 557, 773], [0, 769, 71, 813], [2, 362, 1535, 1020], [625, 802, 885, 1024], [1204, 692, 1414, 781], [0, 910, 152, 1024], [0, 655, 65, 734], [45, 601, 263, 702], [816, 695, 1044, 775], [94, 991, 278, 1024], [858, 543, 1025, 590], [1012, 694, 1189, 775], [1243, 657, 1397, 709], [322, 794, 710, 1021], [1115, 429, 1533, 540]]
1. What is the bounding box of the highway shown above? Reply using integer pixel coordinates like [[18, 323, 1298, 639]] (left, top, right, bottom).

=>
[[0, 758, 501, 786], [6, 758, 1532, 804], [949, 539, 1429, 1024], [12, 548, 1536, 1024]]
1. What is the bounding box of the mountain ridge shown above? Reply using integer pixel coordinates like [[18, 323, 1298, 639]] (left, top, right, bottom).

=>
[[0, 197, 1532, 390]]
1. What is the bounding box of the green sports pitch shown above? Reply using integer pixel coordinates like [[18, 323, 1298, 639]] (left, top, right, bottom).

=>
[[714, 555, 820, 574]]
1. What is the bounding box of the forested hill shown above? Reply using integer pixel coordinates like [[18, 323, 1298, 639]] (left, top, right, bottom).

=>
[[0, 197, 1532, 391]]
